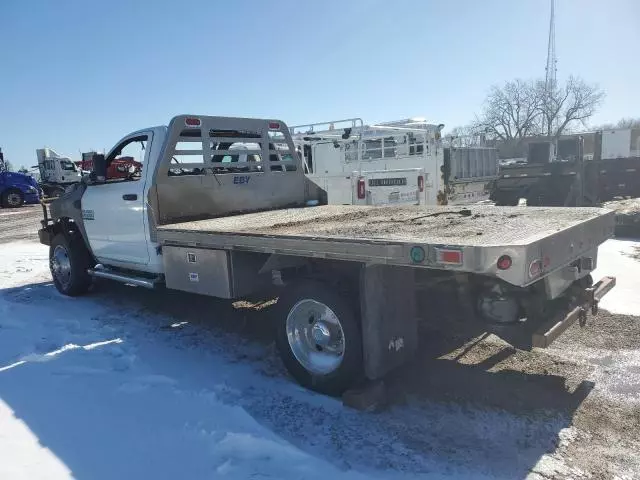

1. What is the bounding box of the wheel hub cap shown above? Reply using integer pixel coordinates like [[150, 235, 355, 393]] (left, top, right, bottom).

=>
[[286, 299, 345, 375], [311, 321, 331, 346], [51, 245, 71, 288], [7, 193, 21, 206]]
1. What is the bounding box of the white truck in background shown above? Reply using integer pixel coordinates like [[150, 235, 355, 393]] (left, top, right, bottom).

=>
[[291, 117, 499, 206], [292, 119, 432, 207], [36, 148, 83, 197], [39, 115, 616, 396]]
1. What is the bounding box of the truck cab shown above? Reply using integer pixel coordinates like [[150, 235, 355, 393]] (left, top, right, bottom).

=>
[[0, 170, 41, 207], [45, 116, 305, 275], [36, 148, 83, 197]]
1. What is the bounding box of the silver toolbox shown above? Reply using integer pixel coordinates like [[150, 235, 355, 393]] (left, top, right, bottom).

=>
[[163, 246, 270, 298]]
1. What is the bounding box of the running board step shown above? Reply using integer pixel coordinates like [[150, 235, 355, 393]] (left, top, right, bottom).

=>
[[88, 265, 163, 289]]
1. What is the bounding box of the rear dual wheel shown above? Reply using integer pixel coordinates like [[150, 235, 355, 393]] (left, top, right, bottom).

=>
[[275, 280, 363, 396]]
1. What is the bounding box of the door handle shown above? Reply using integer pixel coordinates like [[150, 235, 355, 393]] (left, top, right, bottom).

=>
[[122, 194, 138, 201]]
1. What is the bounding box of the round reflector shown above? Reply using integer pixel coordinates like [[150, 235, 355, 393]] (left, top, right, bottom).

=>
[[529, 259, 543, 278]]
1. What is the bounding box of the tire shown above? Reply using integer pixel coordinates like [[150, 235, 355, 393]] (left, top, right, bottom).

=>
[[274, 280, 363, 395], [1, 189, 24, 208], [49, 232, 93, 296]]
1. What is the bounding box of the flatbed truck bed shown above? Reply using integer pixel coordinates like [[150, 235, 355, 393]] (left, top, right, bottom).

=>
[[157, 205, 614, 288]]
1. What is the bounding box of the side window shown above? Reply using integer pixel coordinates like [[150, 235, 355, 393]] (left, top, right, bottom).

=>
[[362, 139, 382, 160], [107, 136, 147, 181], [60, 159, 77, 171]]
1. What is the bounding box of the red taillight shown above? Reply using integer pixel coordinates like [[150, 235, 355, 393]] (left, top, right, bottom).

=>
[[268, 121, 281, 130], [435, 248, 463, 265], [357, 178, 366, 199], [418, 175, 424, 192], [185, 117, 201, 127], [497, 255, 512, 270]]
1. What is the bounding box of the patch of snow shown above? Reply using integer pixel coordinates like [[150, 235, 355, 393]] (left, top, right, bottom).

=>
[[0, 240, 601, 479], [593, 238, 640, 316], [0, 242, 49, 288]]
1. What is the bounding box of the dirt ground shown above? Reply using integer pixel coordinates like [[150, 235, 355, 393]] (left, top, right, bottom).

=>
[[0, 204, 43, 244], [1, 205, 639, 479]]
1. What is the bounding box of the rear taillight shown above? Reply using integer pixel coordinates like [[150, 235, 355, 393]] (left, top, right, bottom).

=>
[[497, 255, 512, 270], [357, 178, 366, 199], [435, 248, 463, 265], [418, 175, 424, 192]]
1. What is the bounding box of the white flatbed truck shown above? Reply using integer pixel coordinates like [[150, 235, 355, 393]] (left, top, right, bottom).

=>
[[39, 115, 616, 395]]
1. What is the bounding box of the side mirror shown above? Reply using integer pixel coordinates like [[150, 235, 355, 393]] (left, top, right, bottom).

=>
[[90, 154, 107, 184]]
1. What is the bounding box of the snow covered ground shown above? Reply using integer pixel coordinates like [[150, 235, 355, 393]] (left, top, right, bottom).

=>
[[0, 238, 639, 479], [593, 238, 640, 315]]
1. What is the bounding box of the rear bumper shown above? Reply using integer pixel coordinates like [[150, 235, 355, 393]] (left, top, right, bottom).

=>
[[532, 276, 616, 348]]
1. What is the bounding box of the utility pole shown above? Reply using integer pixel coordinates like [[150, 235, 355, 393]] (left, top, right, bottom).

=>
[[544, 0, 557, 137]]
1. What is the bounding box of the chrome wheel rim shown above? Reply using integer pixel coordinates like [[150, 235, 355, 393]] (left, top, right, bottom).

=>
[[286, 299, 345, 375], [51, 245, 72, 288], [6, 192, 21, 207]]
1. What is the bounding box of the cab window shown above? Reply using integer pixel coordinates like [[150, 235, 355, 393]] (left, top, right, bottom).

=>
[[106, 135, 147, 181]]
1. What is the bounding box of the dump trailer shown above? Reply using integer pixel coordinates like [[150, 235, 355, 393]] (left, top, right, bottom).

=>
[[38, 115, 616, 395]]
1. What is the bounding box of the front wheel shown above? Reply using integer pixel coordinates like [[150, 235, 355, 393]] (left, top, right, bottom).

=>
[[50, 233, 93, 296], [275, 280, 363, 395], [1, 189, 24, 208]]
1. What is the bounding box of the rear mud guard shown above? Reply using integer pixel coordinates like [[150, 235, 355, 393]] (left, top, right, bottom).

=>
[[360, 264, 418, 380]]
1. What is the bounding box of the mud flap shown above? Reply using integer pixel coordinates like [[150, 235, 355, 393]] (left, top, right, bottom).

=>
[[360, 264, 417, 380]]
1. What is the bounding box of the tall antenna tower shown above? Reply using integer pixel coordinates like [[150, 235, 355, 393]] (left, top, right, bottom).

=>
[[544, 0, 557, 134]]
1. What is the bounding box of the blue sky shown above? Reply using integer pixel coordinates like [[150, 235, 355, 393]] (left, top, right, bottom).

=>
[[1, 0, 638, 167]]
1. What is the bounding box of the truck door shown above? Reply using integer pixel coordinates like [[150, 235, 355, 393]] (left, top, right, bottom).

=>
[[81, 132, 152, 265]]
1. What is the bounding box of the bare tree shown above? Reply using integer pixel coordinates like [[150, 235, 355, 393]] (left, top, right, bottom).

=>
[[615, 117, 640, 129], [445, 125, 476, 147], [539, 76, 604, 137], [472, 79, 542, 142], [590, 118, 640, 131]]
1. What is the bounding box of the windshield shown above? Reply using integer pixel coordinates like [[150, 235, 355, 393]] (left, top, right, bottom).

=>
[[60, 159, 77, 171]]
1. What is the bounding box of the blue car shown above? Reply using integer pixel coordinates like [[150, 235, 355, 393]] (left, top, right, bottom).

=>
[[0, 171, 41, 207]]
